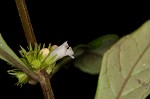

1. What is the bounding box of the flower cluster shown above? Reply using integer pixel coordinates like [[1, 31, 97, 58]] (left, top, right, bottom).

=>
[[8, 41, 74, 86]]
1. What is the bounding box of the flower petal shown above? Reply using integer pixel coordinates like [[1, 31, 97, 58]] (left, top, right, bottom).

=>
[[50, 41, 74, 61]]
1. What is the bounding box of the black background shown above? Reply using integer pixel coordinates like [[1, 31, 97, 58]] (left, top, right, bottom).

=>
[[0, 1, 150, 99]]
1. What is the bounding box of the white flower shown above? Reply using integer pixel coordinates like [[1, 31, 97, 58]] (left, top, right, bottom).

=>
[[50, 41, 74, 61]]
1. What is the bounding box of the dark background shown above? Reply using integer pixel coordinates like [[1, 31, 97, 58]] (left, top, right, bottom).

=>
[[0, 1, 150, 99]]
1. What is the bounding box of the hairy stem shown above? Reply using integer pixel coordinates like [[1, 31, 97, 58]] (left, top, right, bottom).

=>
[[15, 0, 37, 46], [39, 70, 55, 99]]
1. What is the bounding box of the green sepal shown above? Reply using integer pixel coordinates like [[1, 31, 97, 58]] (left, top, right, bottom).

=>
[[46, 62, 56, 74], [41, 55, 57, 69]]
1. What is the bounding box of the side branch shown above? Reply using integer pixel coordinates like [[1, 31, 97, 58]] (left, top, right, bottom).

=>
[[0, 48, 39, 81]]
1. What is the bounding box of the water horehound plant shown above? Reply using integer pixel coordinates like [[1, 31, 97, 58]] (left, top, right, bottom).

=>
[[0, 0, 75, 99], [1, 0, 150, 99], [0, 33, 74, 99]]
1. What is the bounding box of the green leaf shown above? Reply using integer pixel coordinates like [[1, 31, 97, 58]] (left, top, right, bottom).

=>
[[95, 20, 150, 99], [0, 33, 26, 67], [73, 34, 119, 75]]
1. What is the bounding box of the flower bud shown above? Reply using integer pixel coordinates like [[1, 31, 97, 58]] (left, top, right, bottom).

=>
[[40, 48, 50, 58], [8, 70, 29, 87]]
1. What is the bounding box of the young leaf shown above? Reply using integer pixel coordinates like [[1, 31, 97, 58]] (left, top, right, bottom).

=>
[[95, 20, 150, 99], [89, 34, 119, 56], [89, 34, 119, 49], [0, 33, 26, 67]]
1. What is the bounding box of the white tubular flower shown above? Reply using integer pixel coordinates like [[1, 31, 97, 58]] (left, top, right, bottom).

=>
[[50, 41, 74, 61]]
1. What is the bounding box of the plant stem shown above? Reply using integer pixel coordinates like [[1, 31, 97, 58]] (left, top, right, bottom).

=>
[[15, 1, 55, 99], [39, 70, 55, 99], [15, 0, 37, 46]]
